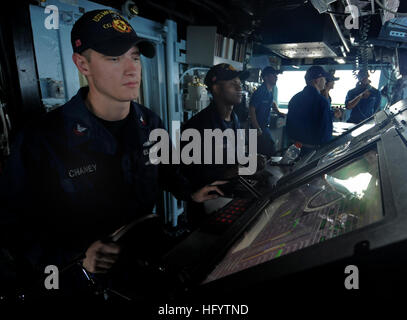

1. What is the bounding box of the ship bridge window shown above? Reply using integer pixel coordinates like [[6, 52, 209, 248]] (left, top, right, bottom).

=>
[[276, 70, 381, 108]]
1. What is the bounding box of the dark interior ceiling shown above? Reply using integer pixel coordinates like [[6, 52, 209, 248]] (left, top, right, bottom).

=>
[[92, 0, 310, 41], [89, 0, 405, 66]]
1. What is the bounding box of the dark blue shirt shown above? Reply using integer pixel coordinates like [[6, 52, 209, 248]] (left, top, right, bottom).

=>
[[345, 85, 381, 124], [287, 85, 333, 146], [181, 102, 240, 189], [249, 83, 273, 128], [0, 87, 191, 274]]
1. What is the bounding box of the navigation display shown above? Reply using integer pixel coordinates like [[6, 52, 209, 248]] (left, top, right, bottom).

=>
[[204, 149, 383, 283], [318, 129, 381, 166], [293, 118, 376, 170]]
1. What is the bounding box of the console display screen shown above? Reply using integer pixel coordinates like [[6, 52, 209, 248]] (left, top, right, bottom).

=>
[[205, 149, 383, 283], [294, 118, 376, 170]]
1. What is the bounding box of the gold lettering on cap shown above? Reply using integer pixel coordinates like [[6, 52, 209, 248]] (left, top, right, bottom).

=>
[[92, 10, 115, 22]]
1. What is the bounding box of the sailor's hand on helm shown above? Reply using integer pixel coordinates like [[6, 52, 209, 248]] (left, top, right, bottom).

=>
[[82, 240, 121, 274]]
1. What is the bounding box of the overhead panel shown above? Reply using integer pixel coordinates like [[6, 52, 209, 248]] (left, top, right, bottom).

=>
[[258, 3, 339, 59], [266, 42, 337, 59]]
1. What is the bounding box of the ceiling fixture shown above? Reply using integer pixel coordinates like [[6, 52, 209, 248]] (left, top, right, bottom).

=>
[[310, 0, 338, 13], [122, 0, 139, 19]]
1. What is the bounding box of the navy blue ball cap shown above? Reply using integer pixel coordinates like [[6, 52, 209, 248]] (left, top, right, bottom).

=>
[[204, 63, 250, 90], [326, 73, 340, 82], [71, 9, 155, 58], [261, 66, 282, 78], [305, 65, 331, 81]]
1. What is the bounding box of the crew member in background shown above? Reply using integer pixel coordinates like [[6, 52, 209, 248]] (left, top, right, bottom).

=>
[[0, 9, 223, 300], [345, 70, 381, 124], [180, 63, 250, 230], [286, 66, 333, 155], [321, 72, 342, 122], [249, 66, 284, 158], [233, 83, 249, 129]]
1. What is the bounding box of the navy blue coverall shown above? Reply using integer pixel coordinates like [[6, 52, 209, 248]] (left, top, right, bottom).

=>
[[345, 85, 381, 124], [180, 102, 240, 229], [250, 83, 276, 157], [286, 85, 333, 152], [0, 87, 191, 294]]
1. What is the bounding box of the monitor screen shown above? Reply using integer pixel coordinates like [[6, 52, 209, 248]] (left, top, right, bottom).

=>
[[293, 117, 377, 171], [204, 148, 383, 283], [312, 118, 376, 159], [317, 127, 381, 166], [332, 122, 356, 137]]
